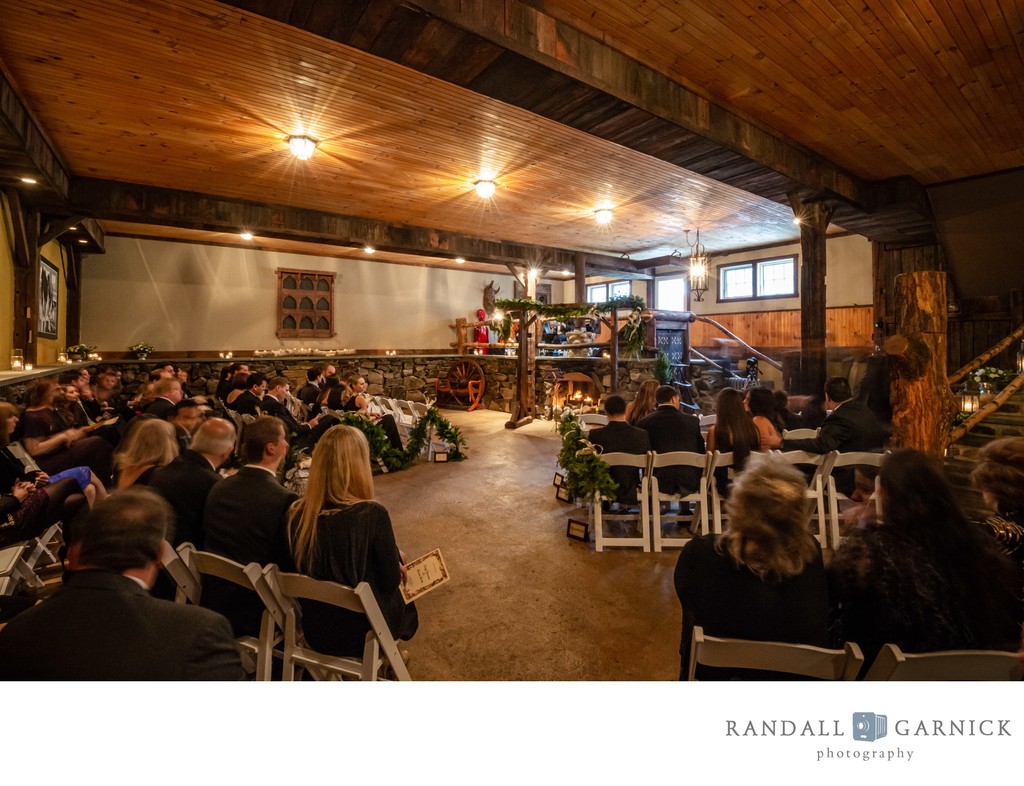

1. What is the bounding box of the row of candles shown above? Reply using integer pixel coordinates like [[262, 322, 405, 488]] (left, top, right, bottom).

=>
[[10, 349, 101, 372]]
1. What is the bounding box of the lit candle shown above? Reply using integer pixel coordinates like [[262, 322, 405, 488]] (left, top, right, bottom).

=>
[[24, 363, 33, 371], [12, 359, 23, 370], [57, 352, 68, 363]]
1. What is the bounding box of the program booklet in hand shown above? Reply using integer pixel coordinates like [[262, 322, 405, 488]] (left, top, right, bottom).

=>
[[400, 548, 450, 604]]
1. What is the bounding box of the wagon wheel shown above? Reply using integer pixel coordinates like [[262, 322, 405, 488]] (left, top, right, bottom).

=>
[[448, 359, 486, 410]]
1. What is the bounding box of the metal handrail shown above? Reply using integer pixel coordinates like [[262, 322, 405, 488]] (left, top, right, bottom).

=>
[[693, 316, 783, 371]]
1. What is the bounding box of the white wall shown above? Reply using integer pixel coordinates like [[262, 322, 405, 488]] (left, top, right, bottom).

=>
[[80, 237, 520, 351]]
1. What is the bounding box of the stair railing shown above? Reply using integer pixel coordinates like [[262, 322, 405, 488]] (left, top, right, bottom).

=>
[[947, 323, 1024, 385], [947, 323, 1024, 443], [693, 316, 782, 371]]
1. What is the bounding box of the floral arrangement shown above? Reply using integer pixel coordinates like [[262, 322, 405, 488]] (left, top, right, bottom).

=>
[[619, 307, 646, 357], [556, 411, 617, 503], [973, 366, 1014, 389], [128, 341, 155, 355], [329, 407, 467, 471], [66, 343, 95, 357]]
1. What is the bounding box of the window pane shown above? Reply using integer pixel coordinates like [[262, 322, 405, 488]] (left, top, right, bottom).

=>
[[656, 277, 687, 311], [758, 258, 796, 296], [609, 281, 631, 299], [586, 284, 607, 303], [721, 265, 753, 299]]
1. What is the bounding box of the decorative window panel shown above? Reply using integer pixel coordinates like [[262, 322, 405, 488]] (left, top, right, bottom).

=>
[[277, 268, 335, 338]]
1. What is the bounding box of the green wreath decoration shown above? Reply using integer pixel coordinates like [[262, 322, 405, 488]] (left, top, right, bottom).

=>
[[556, 412, 617, 502], [331, 408, 467, 471], [495, 295, 645, 322]]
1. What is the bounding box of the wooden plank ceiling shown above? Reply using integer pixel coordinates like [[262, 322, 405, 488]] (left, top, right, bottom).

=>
[[2, 0, 1017, 269]]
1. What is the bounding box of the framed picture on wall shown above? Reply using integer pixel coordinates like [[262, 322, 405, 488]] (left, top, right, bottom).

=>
[[38, 257, 59, 339]]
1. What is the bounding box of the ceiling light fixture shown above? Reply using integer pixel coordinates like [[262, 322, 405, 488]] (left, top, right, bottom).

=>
[[685, 228, 711, 302], [240, 232, 254, 241], [792, 216, 802, 225], [19, 177, 36, 184], [595, 208, 613, 225], [474, 179, 496, 198], [455, 257, 466, 264], [363, 245, 375, 254], [287, 134, 318, 160], [77, 239, 88, 245]]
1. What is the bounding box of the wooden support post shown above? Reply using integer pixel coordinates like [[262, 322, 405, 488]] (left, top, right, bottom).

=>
[[789, 193, 833, 394], [574, 251, 586, 304], [506, 268, 537, 429], [871, 240, 886, 348], [454, 317, 467, 355], [5, 188, 40, 364], [884, 271, 957, 456], [64, 243, 83, 347], [609, 314, 620, 392]]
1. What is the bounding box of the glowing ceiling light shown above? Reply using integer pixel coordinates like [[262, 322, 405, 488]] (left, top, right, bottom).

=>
[[240, 232, 254, 241], [793, 216, 802, 225], [77, 239, 88, 244], [20, 177, 37, 184], [474, 179, 496, 198], [287, 134, 318, 160], [363, 245, 375, 254], [595, 208, 613, 225], [527, 268, 538, 280], [455, 257, 466, 264]]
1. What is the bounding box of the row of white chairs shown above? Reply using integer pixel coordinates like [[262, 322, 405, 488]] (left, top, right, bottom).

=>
[[0, 522, 62, 596], [161, 542, 409, 681], [688, 626, 1023, 681], [592, 449, 885, 553]]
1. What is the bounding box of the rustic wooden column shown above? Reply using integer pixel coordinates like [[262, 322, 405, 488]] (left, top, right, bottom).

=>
[[65, 243, 83, 347], [506, 268, 537, 429], [574, 251, 586, 304], [884, 271, 957, 456], [789, 194, 833, 395], [5, 189, 40, 364], [608, 313, 620, 392]]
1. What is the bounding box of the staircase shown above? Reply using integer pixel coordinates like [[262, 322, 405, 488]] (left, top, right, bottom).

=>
[[945, 388, 1024, 521]]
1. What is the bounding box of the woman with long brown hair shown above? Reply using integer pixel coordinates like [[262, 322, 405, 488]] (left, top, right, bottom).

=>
[[744, 387, 783, 451], [287, 425, 418, 657], [706, 387, 760, 497], [626, 379, 659, 426]]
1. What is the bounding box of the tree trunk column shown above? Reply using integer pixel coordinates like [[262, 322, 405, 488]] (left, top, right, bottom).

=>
[[790, 194, 833, 395], [885, 270, 957, 456]]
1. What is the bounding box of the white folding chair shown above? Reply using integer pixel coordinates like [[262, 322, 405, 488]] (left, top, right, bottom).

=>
[[0, 543, 43, 596], [864, 642, 1023, 681], [650, 451, 711, 550], [688, 626, 865, 681], [161, 543, 278, 680], [22, 522, 62, 571], [699, 414, 716, 433], [773, 450, 837, 544], [826, 451, 886, 549], [781, 427, 820, 439], [592, 452, 651, 552], [265, 566, 410, 681], [708, 451, 736, 535], [579, 414, 608, 427]]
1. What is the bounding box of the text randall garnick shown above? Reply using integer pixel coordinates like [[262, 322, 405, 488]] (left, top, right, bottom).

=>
[[726, 720, 1011, 737]]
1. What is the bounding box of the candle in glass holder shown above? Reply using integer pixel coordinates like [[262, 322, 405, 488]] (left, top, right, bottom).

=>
[[11, 350, 24, 370], [24, 363, 33, 371]]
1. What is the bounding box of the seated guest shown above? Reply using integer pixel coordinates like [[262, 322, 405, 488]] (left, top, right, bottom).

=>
[[316, 375, 346, 412], [1, 402, 92, 549], [297, 366, 325, 408], [14, 378, 114, 485], [114, 418, 179, 489], [61, 368, 102, 422], [144, 377, 184, 420], [215, 362, 249, 402], [828, 449, 1020, 666], [744, 387, 783, 451], [625, 379, 659, 426], [223, 371, 251, 410], [288, 425, 418, 658], [637, 385, 705, 495], [262, 376, 326, 449], [91, 365, 126, 416], [772, 389, 803, 431], [0, 489, 243, 680], [342, 372, 403, 451], [231, 373, 268, 416], [149, 418, 235, 549], [202, 416, 296, 636], [55, 382, 91, 429], [674, 454, 829, 679], [587, 394, 650, 505], [706, 387, 760, 498], [782, 376, 887, 494], [971, 437, 1024, 591], [168, 399, 203, 452], [175, 366, 192, 399]]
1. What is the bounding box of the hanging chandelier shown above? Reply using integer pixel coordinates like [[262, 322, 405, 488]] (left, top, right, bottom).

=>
[[686, 228, 710, 302]]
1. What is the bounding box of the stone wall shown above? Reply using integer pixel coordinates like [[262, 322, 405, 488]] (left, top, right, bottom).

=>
[[0, 355, 659, 418]]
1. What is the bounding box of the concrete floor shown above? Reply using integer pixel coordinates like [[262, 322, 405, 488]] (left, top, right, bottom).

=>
[[375, 409, 683, 680]]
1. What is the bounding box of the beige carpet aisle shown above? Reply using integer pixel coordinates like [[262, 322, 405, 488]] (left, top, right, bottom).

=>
[[374, 409, 682, 681]]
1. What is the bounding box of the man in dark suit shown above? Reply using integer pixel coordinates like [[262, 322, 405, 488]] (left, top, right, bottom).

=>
[[231, 373, 267, 416], [783, 376, 887, 495], [168, 399, 202, 453], [263, 376, 327, 449], [296, 365, 324, 408], [0, 488, 242, 680], [588, 394, 650, 504], [637, 385, 705, 494], [149, 417, 236, 549], [202, 415, 296, 636], [144, 377, 183, 420]]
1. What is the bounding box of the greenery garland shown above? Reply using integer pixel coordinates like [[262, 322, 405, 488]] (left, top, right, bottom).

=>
[[495, 294, 645, 322], [331, 407, 468, 471], [556, 412, 618, 502], [653, 350, 672, 384]]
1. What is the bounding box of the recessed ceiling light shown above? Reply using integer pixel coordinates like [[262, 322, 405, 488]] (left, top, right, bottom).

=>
[[363, 245, 375, 254], [20, 177, 36, 184], [595, 208, 613, 225], [287, 134, 318, 160], [793, 217, 802, 225], [69, 226, 78, 231], [527, 268, 538, 280], [77, 239, 88, 244], [561, 269, 572, 276], [474, 179, 496, 198], [240, 232, 254, 241], [455, 257, 466, 264]]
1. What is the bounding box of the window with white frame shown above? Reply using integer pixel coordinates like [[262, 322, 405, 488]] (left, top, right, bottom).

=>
[[718, 255, 797, 302], [656, 276, 687, 311], [586, 280, 631, 303]]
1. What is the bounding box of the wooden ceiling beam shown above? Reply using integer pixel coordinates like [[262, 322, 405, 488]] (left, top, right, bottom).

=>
[[0, 65, 70, 199], [70, 177, 640, 272]]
